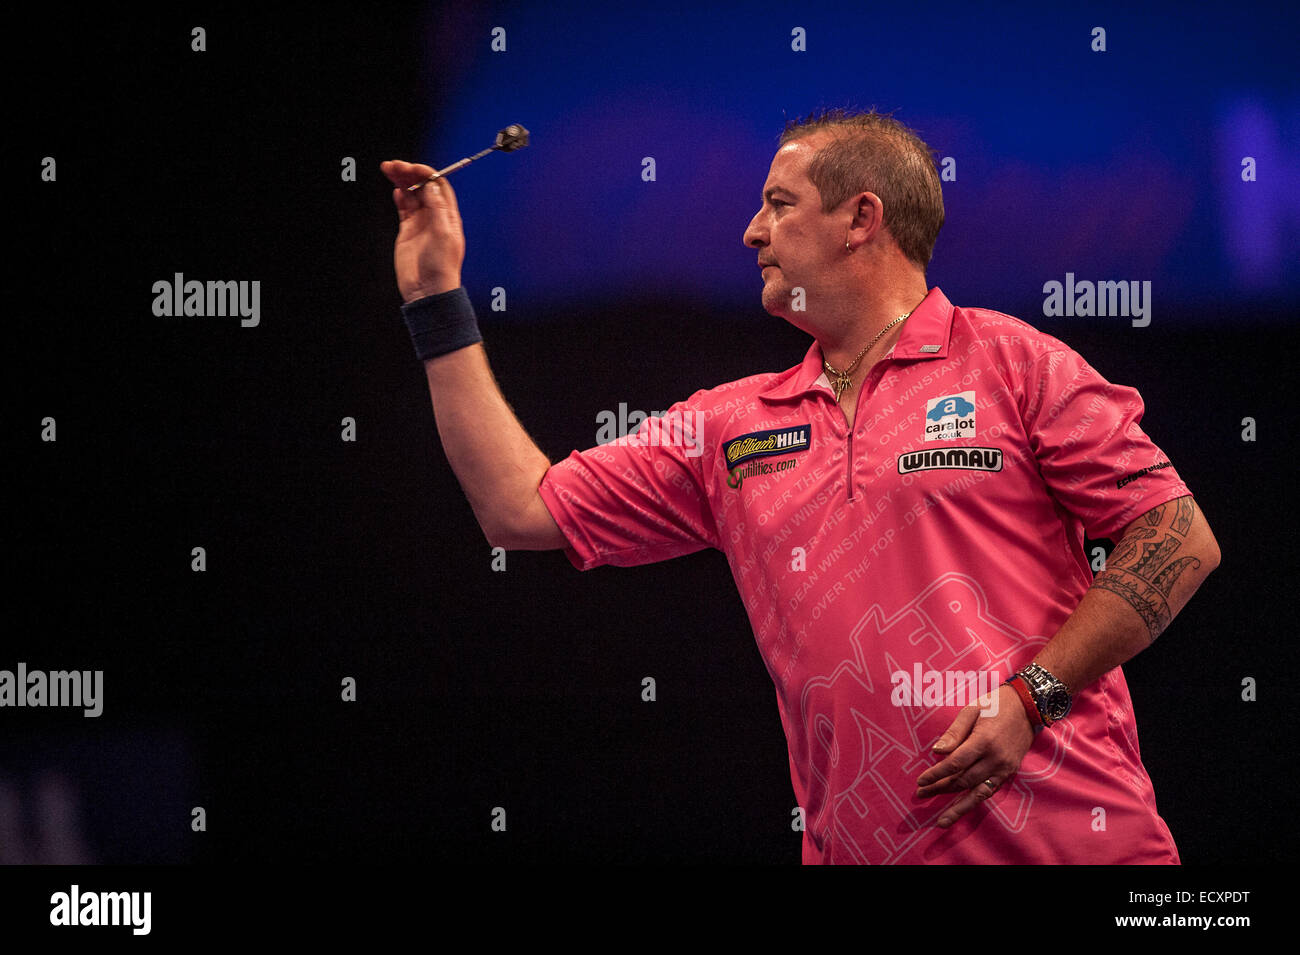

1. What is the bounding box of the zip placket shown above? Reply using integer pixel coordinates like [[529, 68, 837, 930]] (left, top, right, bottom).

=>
[[842, 362, 890, 503], [845, 408, 856, 502]]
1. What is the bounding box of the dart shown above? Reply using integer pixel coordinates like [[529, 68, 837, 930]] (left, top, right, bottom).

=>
[[405, 124, 530, 191]]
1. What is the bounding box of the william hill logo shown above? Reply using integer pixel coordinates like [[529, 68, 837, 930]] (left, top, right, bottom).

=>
[[898, 447, 1003, 474], [724, 425, 811, 467]]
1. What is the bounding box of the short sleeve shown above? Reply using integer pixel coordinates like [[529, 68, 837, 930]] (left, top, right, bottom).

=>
[[537, 397, 721, 571], [1020, 349, 1192, 540]]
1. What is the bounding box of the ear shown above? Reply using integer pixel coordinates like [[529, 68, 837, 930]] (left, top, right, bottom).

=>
[[848, 191, 886, 243]]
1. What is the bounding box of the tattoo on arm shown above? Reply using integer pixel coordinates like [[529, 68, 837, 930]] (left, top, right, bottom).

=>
[[1094, 499, 1202, 643], [1105, 526, 1155, 567], [1091, 573, 1169, 638]]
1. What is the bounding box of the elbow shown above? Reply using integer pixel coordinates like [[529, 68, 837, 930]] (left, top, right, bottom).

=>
[[477, 512, 513, 551], [483, 522, 512, 551], [1191, 501, 1222, 574], [1203, 538, 1222, 574], [1195, 526, 1222, 577]]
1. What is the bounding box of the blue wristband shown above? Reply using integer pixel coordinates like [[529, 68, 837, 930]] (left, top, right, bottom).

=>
[[400, 286, 483, 361]]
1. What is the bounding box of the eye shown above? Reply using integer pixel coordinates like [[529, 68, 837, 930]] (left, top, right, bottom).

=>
[[770, 199, 788, 208]]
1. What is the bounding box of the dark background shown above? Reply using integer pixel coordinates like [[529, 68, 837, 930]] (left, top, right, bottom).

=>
[[8, 1, 1294, 870]]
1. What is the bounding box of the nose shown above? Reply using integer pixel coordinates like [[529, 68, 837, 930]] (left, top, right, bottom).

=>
[[743, 209, 766, 249]]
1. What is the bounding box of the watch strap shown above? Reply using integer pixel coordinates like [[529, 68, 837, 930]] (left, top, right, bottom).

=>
[[1003, 674, 1045, 728]]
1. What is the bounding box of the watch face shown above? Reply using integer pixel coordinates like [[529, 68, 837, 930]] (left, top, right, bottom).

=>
[[1020, 665, 1071, 722], [1041, 688, 1071, 722]]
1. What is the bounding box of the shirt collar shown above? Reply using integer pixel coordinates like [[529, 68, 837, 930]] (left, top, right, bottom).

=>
[[758, 286, 955, 404]]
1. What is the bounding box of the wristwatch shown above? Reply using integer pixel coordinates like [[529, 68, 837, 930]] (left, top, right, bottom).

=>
[[1011, 663, 1072, 726]]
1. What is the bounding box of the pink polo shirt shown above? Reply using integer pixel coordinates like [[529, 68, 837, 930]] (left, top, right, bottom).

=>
[[537, 287, 1189, 864]]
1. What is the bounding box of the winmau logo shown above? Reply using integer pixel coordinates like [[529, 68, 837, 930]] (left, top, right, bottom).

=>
[[898, 447, 1002, 473]]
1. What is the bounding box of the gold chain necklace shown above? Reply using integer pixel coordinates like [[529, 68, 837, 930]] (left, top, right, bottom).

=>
[[823, 311, 911, 403]]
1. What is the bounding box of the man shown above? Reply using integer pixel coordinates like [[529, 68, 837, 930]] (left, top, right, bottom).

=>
[[380, 107, 1220, 864]]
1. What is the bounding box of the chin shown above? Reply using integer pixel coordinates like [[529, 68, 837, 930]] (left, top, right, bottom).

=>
[[760, 287, 789, 318]]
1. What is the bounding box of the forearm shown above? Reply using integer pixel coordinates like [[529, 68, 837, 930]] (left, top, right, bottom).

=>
[[381, 163, 554, 546], [422, 343, 554, 547], [1030, 494, 1221, 694]]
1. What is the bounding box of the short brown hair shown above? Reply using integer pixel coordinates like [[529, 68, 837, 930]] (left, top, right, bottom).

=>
[[779, 107, 945, 271]]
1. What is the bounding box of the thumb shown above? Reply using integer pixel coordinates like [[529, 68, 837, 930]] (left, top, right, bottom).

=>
[[433, 175, 460, 220], [391, 187, 426, 221], [932, 706, 979, 752]]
